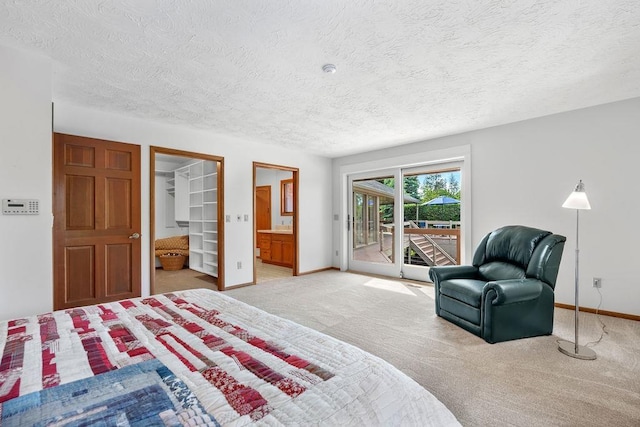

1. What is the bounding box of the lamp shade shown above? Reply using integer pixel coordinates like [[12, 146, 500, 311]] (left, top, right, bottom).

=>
[[562, 180, 591, 210]]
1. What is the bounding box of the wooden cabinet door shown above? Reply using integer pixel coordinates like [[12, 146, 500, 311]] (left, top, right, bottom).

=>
[[259, 233, 271, 261], [53, 133, 141, 310], [282, 239, 293, 265], [271, 238, 283, 263]]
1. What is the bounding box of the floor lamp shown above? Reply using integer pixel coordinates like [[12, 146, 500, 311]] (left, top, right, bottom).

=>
[[558, 179, 596, 360]]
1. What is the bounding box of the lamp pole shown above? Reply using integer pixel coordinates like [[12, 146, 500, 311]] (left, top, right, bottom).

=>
[[573, 209, 579, 354], [558, 180, 596, 360]]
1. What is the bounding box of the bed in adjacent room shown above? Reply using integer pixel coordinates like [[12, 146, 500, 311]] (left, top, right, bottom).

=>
[[0, 288, 459, 426]]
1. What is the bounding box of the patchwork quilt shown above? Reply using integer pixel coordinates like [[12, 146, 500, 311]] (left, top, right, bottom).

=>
[[0, 288, 459, 426]]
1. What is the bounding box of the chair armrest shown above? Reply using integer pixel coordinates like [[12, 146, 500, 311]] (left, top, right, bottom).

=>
[[483, 279, 545, 305], [429, 265, 479, 283]]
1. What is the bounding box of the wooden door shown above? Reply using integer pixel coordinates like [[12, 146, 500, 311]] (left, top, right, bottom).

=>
[[53, 133, 141, 310], [256, 185, 271, 244]]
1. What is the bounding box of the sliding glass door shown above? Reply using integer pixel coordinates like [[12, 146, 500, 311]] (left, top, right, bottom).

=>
[[348, 161, 464, 281], [401, 165, 462, 281]]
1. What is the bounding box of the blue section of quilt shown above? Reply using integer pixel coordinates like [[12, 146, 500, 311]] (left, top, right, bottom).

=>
[[0, 359, 219, 426]]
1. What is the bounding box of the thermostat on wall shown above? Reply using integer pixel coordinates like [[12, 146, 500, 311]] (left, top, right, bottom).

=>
[[2, 199, 39, 215]]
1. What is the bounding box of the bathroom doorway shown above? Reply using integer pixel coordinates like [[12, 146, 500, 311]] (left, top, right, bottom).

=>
[[253, 162, 299, 283]]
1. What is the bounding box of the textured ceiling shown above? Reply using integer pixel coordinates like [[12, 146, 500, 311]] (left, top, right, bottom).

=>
[[1, 1, 639, 157]]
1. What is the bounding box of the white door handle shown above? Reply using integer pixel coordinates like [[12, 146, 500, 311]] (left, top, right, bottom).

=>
[[129, 232, 141, 239]]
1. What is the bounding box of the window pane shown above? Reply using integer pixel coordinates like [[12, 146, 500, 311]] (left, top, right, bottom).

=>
[[403, 170, 461, 267], [352, 177, 394, 263], [354, 192, 365, 247]]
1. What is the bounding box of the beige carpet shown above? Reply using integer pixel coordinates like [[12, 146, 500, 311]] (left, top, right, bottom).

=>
[[225, 270, 640, 427], [153, 260, 292, 294], [153, 267, 216, 294]]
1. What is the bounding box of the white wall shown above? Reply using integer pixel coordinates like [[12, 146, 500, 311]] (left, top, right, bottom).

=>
[[333, 97, 640, 316], [54, 103, 333, 293], [0, 46, 52, 320]]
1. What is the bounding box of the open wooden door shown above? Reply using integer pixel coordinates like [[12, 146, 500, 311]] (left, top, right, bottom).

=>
[[53, 133, 141, 310], [255, 185, 271, 243]]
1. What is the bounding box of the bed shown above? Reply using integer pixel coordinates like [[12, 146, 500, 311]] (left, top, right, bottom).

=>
[[0, 288, 459, 426]]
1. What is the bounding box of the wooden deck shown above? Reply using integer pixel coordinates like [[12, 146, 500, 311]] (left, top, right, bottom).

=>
[[353, 231, 458, 265]]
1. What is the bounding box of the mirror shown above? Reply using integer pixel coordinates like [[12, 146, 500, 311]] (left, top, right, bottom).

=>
[[281, 178, 294, 215]]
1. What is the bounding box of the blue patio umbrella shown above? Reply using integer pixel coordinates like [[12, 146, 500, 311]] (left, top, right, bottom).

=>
[[422, 196, 460, 219], [422, 196, 460, 206]]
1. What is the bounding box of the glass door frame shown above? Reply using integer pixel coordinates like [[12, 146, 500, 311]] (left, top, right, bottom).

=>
[[338, 145, 472, 281], [347, 168, 404, 278]]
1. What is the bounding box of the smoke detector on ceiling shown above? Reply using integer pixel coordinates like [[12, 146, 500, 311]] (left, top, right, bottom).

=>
[[322, 64, 337, 74]]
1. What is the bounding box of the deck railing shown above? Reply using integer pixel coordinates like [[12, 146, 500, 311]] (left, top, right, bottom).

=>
[[404, 228, 460, 265], [377, 222, 461, 265]]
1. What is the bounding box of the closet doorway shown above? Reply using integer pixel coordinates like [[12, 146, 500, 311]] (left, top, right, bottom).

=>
[[253, 162, 299, 283], [150, 147, 224, 294]]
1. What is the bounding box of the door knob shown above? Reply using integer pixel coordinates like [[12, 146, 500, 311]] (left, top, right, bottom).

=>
[[129, 232, 141, 239]]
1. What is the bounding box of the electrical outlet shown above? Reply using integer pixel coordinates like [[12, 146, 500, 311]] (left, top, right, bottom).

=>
[[593, 277, 602, 288], [237, 261, 242, 269]]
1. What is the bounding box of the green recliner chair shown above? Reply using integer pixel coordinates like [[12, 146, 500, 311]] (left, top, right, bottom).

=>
[[429, 225, 566, 343]]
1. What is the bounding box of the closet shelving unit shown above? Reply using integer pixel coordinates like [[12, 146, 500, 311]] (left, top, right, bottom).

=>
[[201, 161, 218, 277], [187, 160, 218, 277]]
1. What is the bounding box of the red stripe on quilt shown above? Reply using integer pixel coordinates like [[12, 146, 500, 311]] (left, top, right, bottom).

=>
[[201, 366, 270, 420], [146, 300, 307, 397], [163, 294, 334, 381], [7, 319, 28, 328], [107, 324, 153, 359], [220, 347, 305, 398], [7, 326, 26, 336], [135, 311, 270, 420], [156, 335, 199, 371], [141, 297, 164, 307], [98, 305, 119, 321], [0, 323, 32, 402], [38, 314, 60, 389], [136, 314, 216, 371], [67, 308, 115, 375], [119, 300, 136, 309]]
